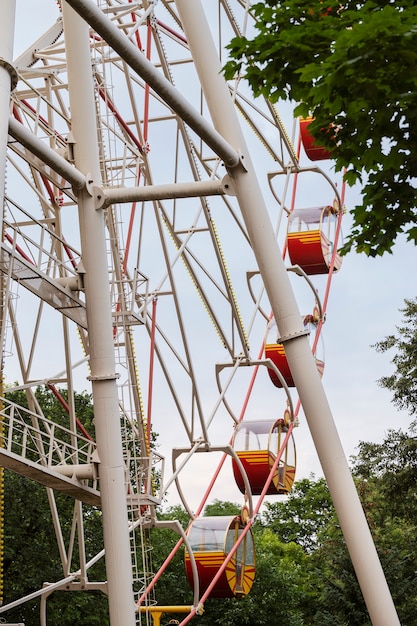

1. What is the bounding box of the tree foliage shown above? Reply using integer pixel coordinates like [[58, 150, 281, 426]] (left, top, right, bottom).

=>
[[223, 0, 417, 256], [2, 387, 108, 626], [261, 476, 335, 552], [202, 529, 313, 626], [373, 297, 417, 415], [349, 424, 417, 624], [204, 499, 242, 517], [4, 368, 417, 624], [4, 474, 109, 626]]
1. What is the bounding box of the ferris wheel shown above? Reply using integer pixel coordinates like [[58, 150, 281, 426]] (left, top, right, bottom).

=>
[[0, 2, 399, 626]]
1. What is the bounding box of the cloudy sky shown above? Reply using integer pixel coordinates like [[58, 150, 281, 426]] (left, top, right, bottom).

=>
[[13, 0, 415, 513]]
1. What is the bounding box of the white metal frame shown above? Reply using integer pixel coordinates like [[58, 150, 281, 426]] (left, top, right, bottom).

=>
[[0, 2, 399, 625]]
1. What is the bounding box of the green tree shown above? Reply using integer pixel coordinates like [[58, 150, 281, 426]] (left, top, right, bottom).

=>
[[3, 471, 109, 626], [307, 302, 417, 624], [2, 387, 108, 626], [261, 464, 417, 625], [349, 425, 417, 624], [153, 500, 322, 625], [223, 0, 417, 256], [151, 505, 191, 608], [261, 476, 335, 552], [203, 499, 241, 517], [373, 297, 417, 415], [202, 529, 314, 626], [310, 523, 369, 626]]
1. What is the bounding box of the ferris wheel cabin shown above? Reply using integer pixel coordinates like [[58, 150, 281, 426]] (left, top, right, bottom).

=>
[[185, 516, 255, 599], [286, 205, 342, 276], [232, 419, 296, 496], [264, 317, 325, 388], [300, 117, 333, 161]]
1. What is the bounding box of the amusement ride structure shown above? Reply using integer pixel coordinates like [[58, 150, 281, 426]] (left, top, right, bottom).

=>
[[0, 1, 400, 625]]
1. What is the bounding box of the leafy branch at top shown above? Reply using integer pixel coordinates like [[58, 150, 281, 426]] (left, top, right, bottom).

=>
[[223, 0, 417, 256]]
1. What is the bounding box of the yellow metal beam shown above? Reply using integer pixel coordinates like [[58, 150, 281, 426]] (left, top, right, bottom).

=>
[[138, 605, 203, 626]]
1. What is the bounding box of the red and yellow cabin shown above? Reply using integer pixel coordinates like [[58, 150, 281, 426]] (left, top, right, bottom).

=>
[[300, 117, 332, 161], [232, 419, 296, 496], [287, 205, 342, 276], [185, 516, 255, 599], [264, 317, 324, 388], [264, 342, 293, 388]]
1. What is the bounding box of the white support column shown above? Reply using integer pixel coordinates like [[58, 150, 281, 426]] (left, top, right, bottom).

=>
[[63, 0, 240, 168], [61, 4, 135, 625], [8, 116, 85, 191], [174, 1, 400, 625], [0, 2, 17, 222]]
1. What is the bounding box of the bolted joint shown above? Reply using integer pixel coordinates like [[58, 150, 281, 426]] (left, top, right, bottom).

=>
[[277, 328, 310, 344], [92, 184, 106, 209], [221, 174, 236, 196], [87, 373, 120, 381], [0, 57, 18, 91]]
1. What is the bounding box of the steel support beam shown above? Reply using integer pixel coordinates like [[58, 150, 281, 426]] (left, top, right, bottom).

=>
[[0, 449, 100, 506], [8, 115, 86, 191], [174, 1, 400, 625], [0, 243, 88, 328], [61, 4, 136, 625], [98, 176, 233, 208], [0, 4, 16, 218], [63, 0, 240, 168]]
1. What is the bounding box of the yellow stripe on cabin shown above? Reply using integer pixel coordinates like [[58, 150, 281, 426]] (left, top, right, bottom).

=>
[[264, 344, 285, 355], [237, 451, 270, 464], [288, 230, 321, 244]]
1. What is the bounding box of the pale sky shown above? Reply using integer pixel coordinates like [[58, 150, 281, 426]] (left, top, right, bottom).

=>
[[12, 0, 415, 515]]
